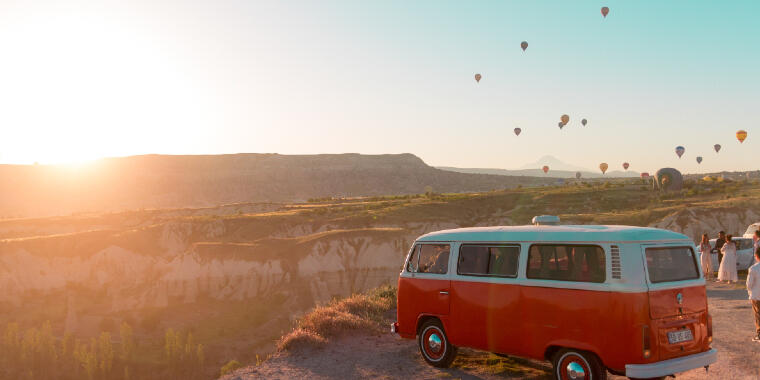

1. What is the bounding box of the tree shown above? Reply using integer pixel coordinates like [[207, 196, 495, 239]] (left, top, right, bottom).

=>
[[98, 332, 114, 377], [3, 323, 21, 375], [38, 321, 58, 378], [119, 322, 135, 363]]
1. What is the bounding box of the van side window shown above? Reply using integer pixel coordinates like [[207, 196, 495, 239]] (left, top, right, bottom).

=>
[[406, 245, 420, 272], [458, 245, 520, 277], [417, 244, 450, 274], [527, 244, 606, 283]]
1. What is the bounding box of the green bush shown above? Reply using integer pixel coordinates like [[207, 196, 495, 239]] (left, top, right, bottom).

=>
[[220, 360, 243, 377]]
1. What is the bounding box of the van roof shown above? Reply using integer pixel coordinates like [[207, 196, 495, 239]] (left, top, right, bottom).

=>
[[710, 237, 750, 241], [416, 225, 690, 243]]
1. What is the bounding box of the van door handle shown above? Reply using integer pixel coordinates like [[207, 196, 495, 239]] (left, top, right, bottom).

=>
[[439, 291, 449, 295]]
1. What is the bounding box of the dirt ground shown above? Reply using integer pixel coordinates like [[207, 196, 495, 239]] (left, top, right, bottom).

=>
[[225, 280, 760, 380]]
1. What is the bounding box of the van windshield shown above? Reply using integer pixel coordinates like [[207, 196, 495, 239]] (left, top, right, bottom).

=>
[[645, 247, 699, 283]]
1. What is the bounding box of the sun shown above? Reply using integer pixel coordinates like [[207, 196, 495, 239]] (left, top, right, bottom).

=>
[[0, 8, 200, 166]]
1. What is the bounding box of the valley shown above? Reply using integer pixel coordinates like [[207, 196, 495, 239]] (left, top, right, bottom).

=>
[[2, 176, 759, 378]]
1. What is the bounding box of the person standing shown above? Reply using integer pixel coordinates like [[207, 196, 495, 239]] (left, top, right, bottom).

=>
[[754, 230, 760, 264], [718, 234, 738, 284], [746, 247, 760, 342], [699, 234, 713, 280], [715, 231, 727, 265]]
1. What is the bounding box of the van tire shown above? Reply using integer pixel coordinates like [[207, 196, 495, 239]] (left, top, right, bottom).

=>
[[552, 348, 607, 380], [418, 320, 457, 368]]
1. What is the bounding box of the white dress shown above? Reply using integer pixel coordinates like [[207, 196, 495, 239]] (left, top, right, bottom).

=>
[[718, 243, 738, 281], [699, 243, 712, 274]]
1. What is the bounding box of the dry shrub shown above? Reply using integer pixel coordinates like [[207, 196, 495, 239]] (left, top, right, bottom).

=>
[[298, 307, 372, 338], [277, 285, 397, 352], [339, 294, 388, 319], [278, 328, 328, 351]]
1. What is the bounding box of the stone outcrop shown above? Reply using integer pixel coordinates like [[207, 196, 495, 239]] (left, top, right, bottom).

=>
[[2, 202, 758, 330]]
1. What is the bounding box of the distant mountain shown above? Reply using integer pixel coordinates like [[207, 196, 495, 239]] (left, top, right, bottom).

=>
[[436, 166, 640, 179], [518, 155, 590, 172], [0, 153, 559, 218], [437, 155, 641, 178]]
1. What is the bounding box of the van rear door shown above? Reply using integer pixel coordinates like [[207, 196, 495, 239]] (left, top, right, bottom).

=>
[[643, 245, 709, 361]]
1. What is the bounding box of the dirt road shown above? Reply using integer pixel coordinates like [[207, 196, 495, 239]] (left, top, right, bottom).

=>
[[226, 281, 760, 380]]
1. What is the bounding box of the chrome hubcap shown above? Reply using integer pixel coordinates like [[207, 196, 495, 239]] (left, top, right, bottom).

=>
[[566, 361, 586, 379], [428, 333, 442, 352]]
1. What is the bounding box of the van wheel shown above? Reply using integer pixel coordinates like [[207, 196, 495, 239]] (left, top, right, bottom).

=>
[[418, 320, 457, 368], [552, 349, 607, 380]]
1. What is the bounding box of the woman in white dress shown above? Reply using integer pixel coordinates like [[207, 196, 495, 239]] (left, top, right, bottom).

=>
[[718, 234, 739, 284], [699, 234, 712, 280]]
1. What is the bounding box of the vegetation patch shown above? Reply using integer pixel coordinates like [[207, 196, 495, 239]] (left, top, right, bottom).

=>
[[277, 285, 396, 352]]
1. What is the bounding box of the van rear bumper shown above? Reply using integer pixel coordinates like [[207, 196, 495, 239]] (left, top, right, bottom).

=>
[[625, 349, 717, 378]]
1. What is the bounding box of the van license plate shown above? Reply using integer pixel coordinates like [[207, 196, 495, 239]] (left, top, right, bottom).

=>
[[667, 329, 693, 344]]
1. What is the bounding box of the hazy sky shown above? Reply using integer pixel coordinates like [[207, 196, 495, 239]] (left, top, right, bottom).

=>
[[0, 0, 758, 174]]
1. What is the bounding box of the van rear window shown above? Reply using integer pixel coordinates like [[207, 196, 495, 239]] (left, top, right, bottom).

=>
[[645, 247, 699, 283], [527, 245, 605, 283], [458, 245, 520, 277]]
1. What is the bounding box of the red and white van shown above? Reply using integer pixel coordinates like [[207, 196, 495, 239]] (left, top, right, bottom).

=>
[[392, 217, 716, 379]]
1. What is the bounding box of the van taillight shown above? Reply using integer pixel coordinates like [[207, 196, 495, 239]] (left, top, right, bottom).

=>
[[707, 313, 713, 343], [642, 325, 651, 359]]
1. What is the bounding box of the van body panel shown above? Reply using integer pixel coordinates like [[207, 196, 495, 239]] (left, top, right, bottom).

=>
[[518, 286, 611, 360], [397, 275, 450, 335], [602, 291, 652, 371], [449, 280, 520, 352], [651, 311, 709, 361], [648, 285, 706, 319]]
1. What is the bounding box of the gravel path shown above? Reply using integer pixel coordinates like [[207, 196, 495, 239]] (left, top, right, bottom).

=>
[[225, 281, 760, 379]]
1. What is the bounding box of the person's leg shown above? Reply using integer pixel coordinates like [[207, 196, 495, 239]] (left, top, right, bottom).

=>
[[752, 300, 760, 339]]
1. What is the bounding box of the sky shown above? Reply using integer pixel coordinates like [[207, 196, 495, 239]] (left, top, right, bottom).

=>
[[0, 0, 758, 174]]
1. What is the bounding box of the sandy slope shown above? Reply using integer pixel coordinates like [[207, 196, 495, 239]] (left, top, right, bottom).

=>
[[225, 281, 760, 380]]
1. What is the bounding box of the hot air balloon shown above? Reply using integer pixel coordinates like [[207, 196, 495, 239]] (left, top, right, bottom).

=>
[[640, 172, 650, 179], [737, 130, 747, 143], [560, 114, 569, 125], [714, 144, 721, 153], [514, 128, 521, 136], [474, 73, 482, 83], [599, 163, 608, 174], [542, 166, 549, 174], [558, 122, 564, 129], [696, 156, 703, 164], [675, 146, 685, 158], [581, 119, 587, 126], [623, 162, 629, 170], [576, 172, 582, 179], [520, 41, 528, 51], [601, 6, 609, 18]]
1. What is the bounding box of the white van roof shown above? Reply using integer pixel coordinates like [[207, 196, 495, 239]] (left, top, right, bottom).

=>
[[416, 225, 690, 243]]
